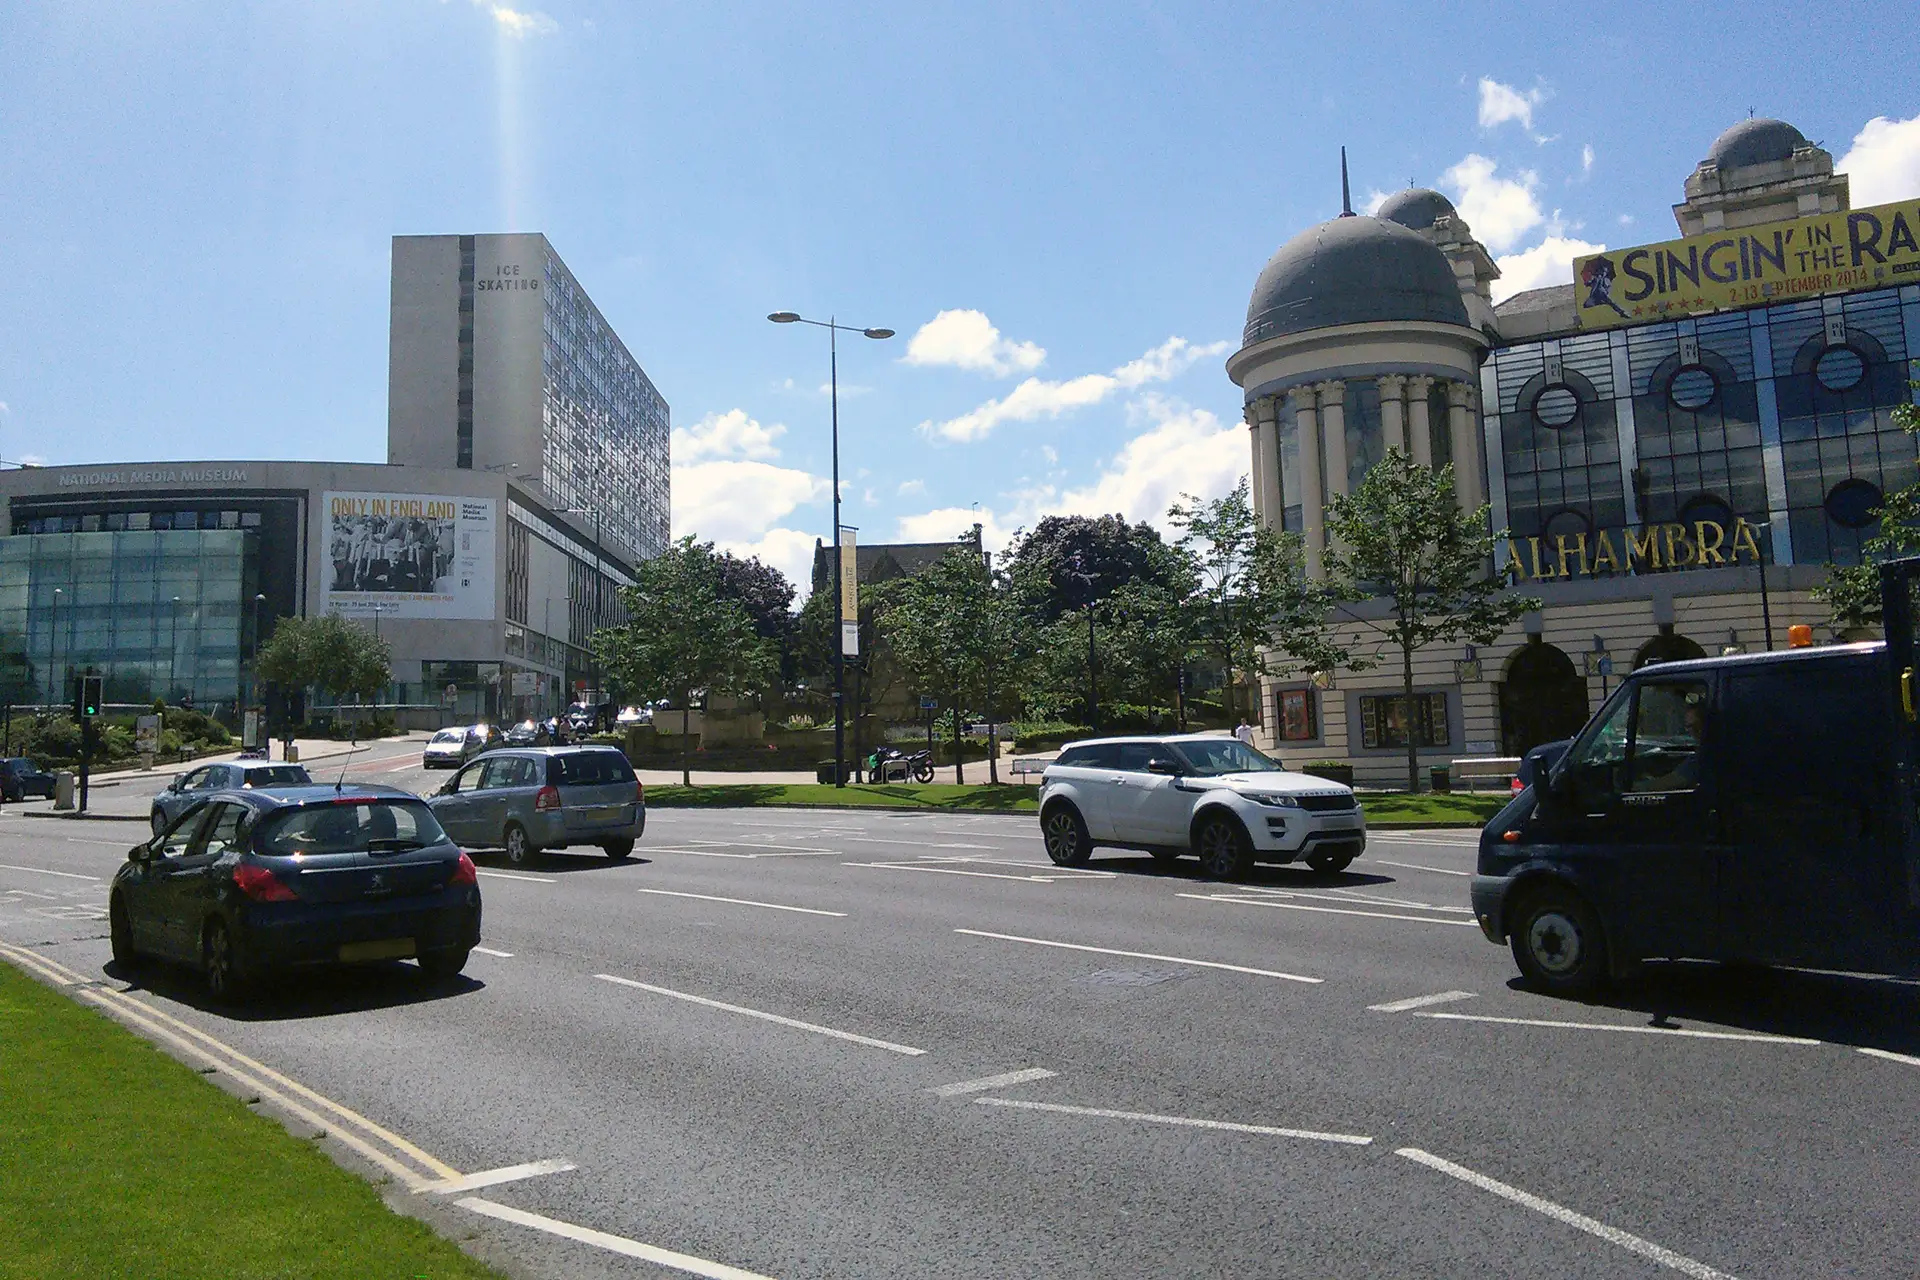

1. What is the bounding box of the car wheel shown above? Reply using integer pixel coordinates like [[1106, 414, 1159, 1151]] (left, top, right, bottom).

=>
[[1195, 814, 1253, 881], [109, 895, 139, 968], [601, 838, 635, 860], [202, 919, 251, 1002], [1509, 884, 1609, 997], [418, 949, 470, 980], [1041, 805, 1091, 867], [1305, 852, 1354, 875], [503, 822, 537, 866]]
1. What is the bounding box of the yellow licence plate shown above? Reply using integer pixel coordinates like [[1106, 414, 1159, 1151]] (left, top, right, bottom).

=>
[[339, 938, 416, 962]]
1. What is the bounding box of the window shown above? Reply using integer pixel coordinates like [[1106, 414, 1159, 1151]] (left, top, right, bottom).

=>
[[1563, 679, 1708, 803], [1814, 345, 1866, 392], [549, 750, 637, 786], [1113, 742, 1160, 772], [1532, 384, 1582, 429], [482, 756, 539, 789], [153, 806, 208, 853], [257, 801, 447, 856], [1170, 738, 1280, 776], [1358, 693, 1450, 749], [201, 804, 251, 858], [1276, 689, 1317, 742], [1667, 366, 1717, 410]]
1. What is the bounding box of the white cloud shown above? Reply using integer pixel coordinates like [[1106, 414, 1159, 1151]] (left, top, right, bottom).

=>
[[713, 527, 821, 599], [673, 459, 826, 546], [1618, 213, 1635, 226], [921, 336, 1228, 443], [1477, 77, 1545, 131], [903, 309, 1046, 377], [1038, 444, 1058, 466], [1362, 189, 1391, 216], [470, 0, 557, 37], [19, 453, 44, 467], [0, 400, 9, 414], [1492, 235, 1607, 303], [1838, 113, 1920, 207], [1439, 153, 1543, 252], [671, 408, 785, 462], [896, 478, 926, 497], [895, 506, 1019, 552], [1581, 144, 1595, 175]]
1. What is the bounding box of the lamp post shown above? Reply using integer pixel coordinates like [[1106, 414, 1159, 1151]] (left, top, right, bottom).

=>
[[768, 311, 895, 787]]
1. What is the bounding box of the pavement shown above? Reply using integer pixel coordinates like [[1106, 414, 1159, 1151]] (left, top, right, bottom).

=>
[[2, 765, 1917, 1277]]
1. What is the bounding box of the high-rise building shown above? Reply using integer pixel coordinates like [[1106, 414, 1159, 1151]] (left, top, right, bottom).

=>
[[387, 233, 671, 566]]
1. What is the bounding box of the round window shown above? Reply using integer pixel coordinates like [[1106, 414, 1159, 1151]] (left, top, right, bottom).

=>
[[1814, 345, 1866, 392], [1542, 509, 1591, 546], [1532, 384, 1581, 429], [1825, 477, 1883, 529], [1667, 365, 1717, 411], [1677, 494, 1736, 533]]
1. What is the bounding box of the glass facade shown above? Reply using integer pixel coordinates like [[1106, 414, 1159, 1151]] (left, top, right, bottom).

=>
[[540, 251, 671, 565], [0, 530, 257, 708]]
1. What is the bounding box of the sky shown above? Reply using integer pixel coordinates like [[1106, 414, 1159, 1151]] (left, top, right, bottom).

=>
[[3, 1, 1917, 599]]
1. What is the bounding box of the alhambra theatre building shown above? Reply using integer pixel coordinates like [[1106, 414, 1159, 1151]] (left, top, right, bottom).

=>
[[1228, 117, 1920, 784]]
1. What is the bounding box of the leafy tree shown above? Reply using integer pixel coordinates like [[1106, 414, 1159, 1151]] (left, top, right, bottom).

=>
[[1005, 514, 1177, 622], [254, 613, 391, 725], [1323, 452, 1539, 793], [712, 551, 796, 643], [590, 538, 778, 785], [1822, 372, 1920, 628]]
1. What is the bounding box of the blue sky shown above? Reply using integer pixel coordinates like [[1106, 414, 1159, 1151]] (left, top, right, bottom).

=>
[[3, 1, 1916, 595]]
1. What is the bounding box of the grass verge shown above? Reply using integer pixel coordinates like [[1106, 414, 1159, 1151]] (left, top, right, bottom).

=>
[[0, 962, 507, 1280], [1360, 791, 1507, 828], [646, 782, 1040, 812]]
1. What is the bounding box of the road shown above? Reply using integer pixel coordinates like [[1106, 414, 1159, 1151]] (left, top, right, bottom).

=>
[[3, 754, 1917, 1278]]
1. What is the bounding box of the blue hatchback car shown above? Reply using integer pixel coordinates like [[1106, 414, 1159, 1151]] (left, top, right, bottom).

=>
[[110, 784, 482, 1001]]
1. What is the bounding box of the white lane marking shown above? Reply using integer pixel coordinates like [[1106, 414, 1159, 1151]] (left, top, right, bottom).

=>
[[651, 847, 847, 859], [472, 946, 515, 958], [62, 836, 143, 848], [1238, 885, 1472, 913], [476, 869, 557, 883], [929, 1067, 1057, 1097], [457, 1197, 775, 1280], [1857, 1047, 1920, 1066], [636, 888, 846, 918], [594, 974, 927, 1056], [1370, 990, 1477, 1013], [953, 928, 1320, 984], [1395, 1147, 1736, 1279], [843, 836, 992, 849], [1419, 1012, 1822, 1045], [975, 1097, 1372, 1146], [686, 839, 837, 853], [1369, 858, 1474, 877], [421, 1158, 576, 1195], [1367, 832, 1482, 845], [846, 861, 1066, 883], [0, 863, 103, 881], [1181, 893, 1479, 927]]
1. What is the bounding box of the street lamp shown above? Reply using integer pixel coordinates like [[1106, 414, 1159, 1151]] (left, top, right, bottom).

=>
[[769, 311, 895, 787]]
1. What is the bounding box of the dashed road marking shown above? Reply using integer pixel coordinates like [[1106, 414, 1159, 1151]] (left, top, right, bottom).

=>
[[1369, 858, 1474, 877], [1857, 1046, 1920, 1066], [456, 1197, 775, 1280], [974, 1096, 1372, 1146], [475, 869, 556, 884], [472, 946, 515, 958], [594, 973, 927, 1056], [1419, 1011, 1821, 1045], [846, 861, 1091, 884], [929, 1067, 1056, 1097], [1369, 990, 1477, 1013], [0, 863, 104, 881], [953, 928, 1320, 983], [1179, 893, 1479, 927], [636, 888, 846, 917]]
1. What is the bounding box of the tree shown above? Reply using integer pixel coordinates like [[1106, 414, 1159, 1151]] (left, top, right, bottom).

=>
[[1005, 514, 1178, 622], [255, 613, 391, 729], [1323, 452, 1539, 793], [590, 538, 778, 786], [712, 551, 796, 643], [1822, 374, 1920, 628]]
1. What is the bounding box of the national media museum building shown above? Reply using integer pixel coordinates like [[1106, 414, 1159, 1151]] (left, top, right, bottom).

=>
[[1228, 117, 1920, 783]]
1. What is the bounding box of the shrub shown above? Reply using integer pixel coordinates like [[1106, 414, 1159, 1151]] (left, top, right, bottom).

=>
[[780, 714, 817, 732]]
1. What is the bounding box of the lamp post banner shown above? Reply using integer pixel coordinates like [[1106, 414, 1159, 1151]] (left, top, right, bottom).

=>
[[839, 527, 858, 623], [322, 492, 496, 620]]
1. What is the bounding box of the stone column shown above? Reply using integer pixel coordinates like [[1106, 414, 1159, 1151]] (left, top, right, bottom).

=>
[[1378, 374, 1407, 455], [1406, 376, 1434, 468], [1318, 380, 1349, 498], [1245, 404, 1267, 523], [1289, 384, 1324, 578], [1447, 380, 1482, 511], [1252, 397, 1283, 529]]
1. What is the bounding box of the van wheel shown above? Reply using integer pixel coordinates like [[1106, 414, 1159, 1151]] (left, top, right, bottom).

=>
[[1305, 852, 1354, 875], [1195, 815, 1253, 881], [601, 838, 635, 860], [1510, 885, 1609, 997], [1041, 806, 1091, 866], [503, 823, 537, 866]]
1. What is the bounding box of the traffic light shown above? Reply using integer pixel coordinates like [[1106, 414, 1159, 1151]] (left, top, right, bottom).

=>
[[80, 675, 102, 718]]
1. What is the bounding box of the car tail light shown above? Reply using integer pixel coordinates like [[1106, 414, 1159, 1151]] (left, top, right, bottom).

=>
[[1511, 777, 1525, 793], [534, 785, 561, 812], [448, 852, 477, 886], [233, 863, 297, 902], [635, 781, 645, 804]]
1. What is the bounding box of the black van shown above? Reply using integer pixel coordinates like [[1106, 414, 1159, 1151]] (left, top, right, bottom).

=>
[[1471, 563, 1920, 994]]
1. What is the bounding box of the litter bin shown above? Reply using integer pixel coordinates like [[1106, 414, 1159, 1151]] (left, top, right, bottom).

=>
[[284, 743, 300, 764], [53, 771, 76, 811], [815, 760, 852, 785], [1429, 766, 1451, 793]]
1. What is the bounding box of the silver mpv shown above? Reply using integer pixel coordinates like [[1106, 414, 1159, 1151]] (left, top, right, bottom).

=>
[[426, 746, 646, 865]]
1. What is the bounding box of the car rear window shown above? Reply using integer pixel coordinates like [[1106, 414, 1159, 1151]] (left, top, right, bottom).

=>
[[430, 729, 464, 744], [1054, 744, 1120, 769], [242, 766, 310, 787], [547, 751, 636, 786], [255, 800, 448, 855]]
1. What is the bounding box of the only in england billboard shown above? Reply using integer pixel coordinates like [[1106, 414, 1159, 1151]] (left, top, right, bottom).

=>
[[323, 491, 496, 621]]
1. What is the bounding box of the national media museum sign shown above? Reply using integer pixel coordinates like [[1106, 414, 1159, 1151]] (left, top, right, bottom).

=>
[[1506, 518, 1767, 582], [1573, 196, 1920, 330]]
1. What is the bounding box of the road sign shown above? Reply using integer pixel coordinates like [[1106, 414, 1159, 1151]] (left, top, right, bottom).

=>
[[920, 696, 937, 711]]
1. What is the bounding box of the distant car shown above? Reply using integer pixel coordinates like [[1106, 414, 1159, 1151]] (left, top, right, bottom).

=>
[[615, 705, 650, 728], [1511, 739, 1573, 794], [0, 757, 56, 802], [427, 745, 645, 865], [110, 784, 482, 1002], [504, 719, 541, 746], [422, 724, 497, 769], [150, 761, 312, 835]]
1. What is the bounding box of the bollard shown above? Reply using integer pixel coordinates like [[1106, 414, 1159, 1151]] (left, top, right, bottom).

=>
[[53, 772, 76, 811]]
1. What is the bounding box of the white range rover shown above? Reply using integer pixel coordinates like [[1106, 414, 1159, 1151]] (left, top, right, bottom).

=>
[[1037, 734, 1366, 879]]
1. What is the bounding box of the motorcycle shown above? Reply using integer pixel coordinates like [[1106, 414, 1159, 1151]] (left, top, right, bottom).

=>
[[868, 745, 935, 784]]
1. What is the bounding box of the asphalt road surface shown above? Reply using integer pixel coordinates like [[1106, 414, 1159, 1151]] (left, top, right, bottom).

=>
[[4, 758, 1918, 1279]]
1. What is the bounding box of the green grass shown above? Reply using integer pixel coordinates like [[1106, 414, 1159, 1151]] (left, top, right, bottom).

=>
[[1359, 791, 1508, 828], [0, 963, 507, 1280], [646, 782, 1040, 812]]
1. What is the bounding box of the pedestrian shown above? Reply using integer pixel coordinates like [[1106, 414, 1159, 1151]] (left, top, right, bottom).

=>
[[1234, 719, 1255, 746]]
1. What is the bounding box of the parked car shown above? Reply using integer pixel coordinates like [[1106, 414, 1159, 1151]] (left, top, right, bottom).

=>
[[0, 757, 56, 802], [1038, 734, 1365, 879], [615, 705, 651, 728], [427, 745, 645, 865], [110, 784, 482, 1001], [422, 724, 498, 769], [150, 761, 312, 834]]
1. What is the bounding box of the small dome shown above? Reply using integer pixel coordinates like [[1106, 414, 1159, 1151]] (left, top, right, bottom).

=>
[[1706, 118, 1807, 169], [1243, 215, 1469, 347], [1376, 188, 1456, 231]]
